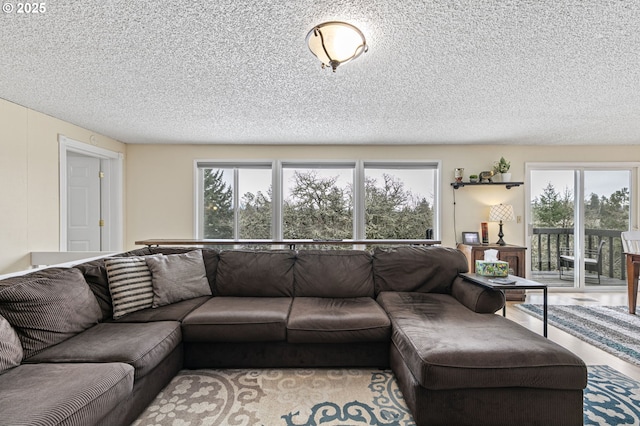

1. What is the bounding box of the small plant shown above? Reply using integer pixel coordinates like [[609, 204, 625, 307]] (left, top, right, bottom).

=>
[[493, 157, 510, 174], [469, 174, 478, 179]]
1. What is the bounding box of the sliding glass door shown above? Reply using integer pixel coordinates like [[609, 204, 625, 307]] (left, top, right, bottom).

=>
[[528, 164, 633, 289]]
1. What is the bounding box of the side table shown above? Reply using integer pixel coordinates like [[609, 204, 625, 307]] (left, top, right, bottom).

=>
[[457, 243, 527, 301], [460, 272, 548, 337]]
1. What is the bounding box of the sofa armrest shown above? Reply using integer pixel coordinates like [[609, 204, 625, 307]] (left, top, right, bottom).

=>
[[451, 276, 505, 313]]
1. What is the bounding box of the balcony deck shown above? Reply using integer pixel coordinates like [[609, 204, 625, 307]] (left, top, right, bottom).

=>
[[531, 271, 625, 288], [531, 227, 627, 288]]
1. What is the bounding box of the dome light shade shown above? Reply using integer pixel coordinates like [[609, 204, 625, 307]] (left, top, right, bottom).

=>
[[306, 21, 368, 72]]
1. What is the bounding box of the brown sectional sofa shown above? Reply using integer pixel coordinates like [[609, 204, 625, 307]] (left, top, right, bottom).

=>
[[0, 246, 587, 426]]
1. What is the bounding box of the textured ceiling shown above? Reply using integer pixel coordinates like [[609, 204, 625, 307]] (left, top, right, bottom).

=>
[[1, 0, 639, 145]]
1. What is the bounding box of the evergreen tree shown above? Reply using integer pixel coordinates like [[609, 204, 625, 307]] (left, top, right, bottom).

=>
[[203, 169, 233, 238], [599, 188, 629, 230], [239, 189, 272, 239], [532, 183, 573, 227]]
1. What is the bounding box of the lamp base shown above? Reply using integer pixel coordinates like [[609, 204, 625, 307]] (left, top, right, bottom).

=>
[[496, 221, 506, 246]]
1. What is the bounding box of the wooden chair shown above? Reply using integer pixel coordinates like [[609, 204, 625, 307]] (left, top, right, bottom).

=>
[[622, 231, 640, 314], [622, 231, 640, 254], [558, 240, 606, 284]]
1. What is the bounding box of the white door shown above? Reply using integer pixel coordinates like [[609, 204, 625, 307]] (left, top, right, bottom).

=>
[[67, 152, 102, 251]]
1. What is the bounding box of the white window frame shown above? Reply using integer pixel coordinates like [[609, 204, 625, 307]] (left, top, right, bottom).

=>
[[195, 159, 441, 241], [525, 161, 639, 289], [361, 161, 441, 240], [194, 161, 274, 240], [281, 160, 357, 240]]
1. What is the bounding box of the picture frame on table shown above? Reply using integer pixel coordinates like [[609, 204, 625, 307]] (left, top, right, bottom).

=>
[[462, 232, 481, 245]]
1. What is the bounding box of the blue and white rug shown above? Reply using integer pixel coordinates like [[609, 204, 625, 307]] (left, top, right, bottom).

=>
[[133, 366, 640, 425], [516, 304, 640, 367], [586, 365, 640, 425]]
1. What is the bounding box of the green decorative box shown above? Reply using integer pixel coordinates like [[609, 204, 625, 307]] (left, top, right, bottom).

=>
[[475, 260, 509, 277]]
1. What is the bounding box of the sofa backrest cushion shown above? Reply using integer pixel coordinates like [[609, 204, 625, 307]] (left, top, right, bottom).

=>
[[0, 268, 102, 358], [0, 313, 23, 374], [146, 250, 212, 307], [216, 250, 296, 297], [294, 250, 375, 298], [73, 260, 114, 320], [372, 246, 469, 294]]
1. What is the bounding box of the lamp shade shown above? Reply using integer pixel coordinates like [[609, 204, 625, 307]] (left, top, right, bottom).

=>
[[489, 204, 515, 222], [306, 21, 368, 72]]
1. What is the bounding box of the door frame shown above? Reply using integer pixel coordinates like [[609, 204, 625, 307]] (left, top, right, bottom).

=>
[[525, 161, 639, 290], [59, 135, 123, 252]]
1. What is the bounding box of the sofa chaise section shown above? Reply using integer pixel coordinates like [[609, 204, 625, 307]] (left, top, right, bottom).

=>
[[372, 246, 587, 426], [378, 291, 587, 426]]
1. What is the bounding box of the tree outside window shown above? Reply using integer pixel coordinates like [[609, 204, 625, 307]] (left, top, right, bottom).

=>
[[200, 162, 437, 241]]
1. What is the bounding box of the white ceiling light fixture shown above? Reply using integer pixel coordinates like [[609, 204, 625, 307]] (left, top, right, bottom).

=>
[[306, 21, 368, 72]]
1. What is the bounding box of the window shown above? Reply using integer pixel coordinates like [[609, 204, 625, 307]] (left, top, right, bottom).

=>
[[196, 160, 439, 241], [282, 163, 354, 239], [364, 163, 437, 239], [197, 163, 272, 239]]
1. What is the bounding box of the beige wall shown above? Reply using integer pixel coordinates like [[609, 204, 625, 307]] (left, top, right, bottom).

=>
[[0, 98, 126, 274], [125, 143, 640, 251], [2, 96, 637, 275]]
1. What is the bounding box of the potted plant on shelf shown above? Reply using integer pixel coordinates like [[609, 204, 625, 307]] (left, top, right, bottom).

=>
[[469, 174, 479, 183], [493, 157, 511, 182]]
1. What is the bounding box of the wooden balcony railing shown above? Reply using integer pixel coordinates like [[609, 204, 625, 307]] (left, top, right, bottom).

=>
[[531, 228, 626, 280]]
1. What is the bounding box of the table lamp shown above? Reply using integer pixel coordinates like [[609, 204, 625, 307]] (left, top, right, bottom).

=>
[[489, 204, 515, 246]]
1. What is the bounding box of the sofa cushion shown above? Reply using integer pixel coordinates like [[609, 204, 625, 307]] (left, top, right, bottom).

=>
[[372, 246, 468, 294], [294, 250, 374, 298], [0, 268, 102, 358], [146, 250, 212, 307], [377, 291, 587, 390], [216, 250, 296, 297], [0, 362, 133, 425], [0, 313, 23, 374], [110, 296, 210, 323], [74, 259, 114, 320], [25, 321, 182, 380], [104, 255, 160, 319], [287, 297, 390, 343], [148, 247, 219, 294], [74, 249, 153, 320], [182, 297, 292, 342]]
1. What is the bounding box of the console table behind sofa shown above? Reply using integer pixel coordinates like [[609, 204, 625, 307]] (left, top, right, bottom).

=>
[[135, 239, 442, 249]]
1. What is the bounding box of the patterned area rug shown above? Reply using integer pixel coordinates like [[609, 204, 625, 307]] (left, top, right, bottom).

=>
[[586, 365, 640, 425], [133, 369, 413, 426], [516, 304, 640, 367], [133, 366, 640, 426]]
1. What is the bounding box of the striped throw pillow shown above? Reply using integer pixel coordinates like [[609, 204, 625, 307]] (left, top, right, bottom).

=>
[[104, 256, 159, 319]]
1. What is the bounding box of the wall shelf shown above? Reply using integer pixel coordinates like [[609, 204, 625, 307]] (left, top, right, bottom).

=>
[[451, 181, 523, 190]]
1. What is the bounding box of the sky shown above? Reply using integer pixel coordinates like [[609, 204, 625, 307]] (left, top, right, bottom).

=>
[[530, 169, 631, 201]]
